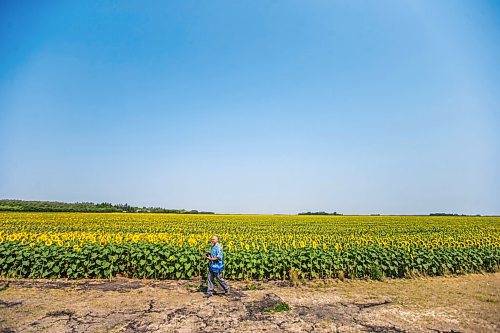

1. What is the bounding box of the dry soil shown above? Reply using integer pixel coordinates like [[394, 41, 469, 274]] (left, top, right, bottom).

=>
[[0, 273, 498, 333]]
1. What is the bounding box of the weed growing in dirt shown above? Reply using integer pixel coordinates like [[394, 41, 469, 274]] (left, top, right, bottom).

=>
[[245, 282, 264, 290], [264, 302, 290, 313], [246, 283, 257, 290]]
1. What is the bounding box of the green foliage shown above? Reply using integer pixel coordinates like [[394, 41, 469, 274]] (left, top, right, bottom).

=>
[[0, 199, 214, 214], [0, 213, 498, 280], [0, 242, 498, 280], [298, 211, 342, 215], [264, 302, 290, 313], [245, 282, 264, 290], [0, 242, 207, 279]]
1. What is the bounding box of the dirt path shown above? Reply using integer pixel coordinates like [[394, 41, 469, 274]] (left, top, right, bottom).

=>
[[0, 273, 498, 333]]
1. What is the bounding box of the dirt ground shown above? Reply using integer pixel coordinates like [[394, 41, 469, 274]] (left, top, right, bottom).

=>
[[0, 273, 498, 333]]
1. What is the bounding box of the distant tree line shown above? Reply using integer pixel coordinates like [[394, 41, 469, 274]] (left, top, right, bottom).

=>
[[429, 213, 481, 217], [298, 211, 342, 216], [0, 199, 214, 214]]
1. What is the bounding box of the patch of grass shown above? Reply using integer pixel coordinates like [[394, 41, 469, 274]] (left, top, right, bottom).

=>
[[246, 283, 257, 290], [184, 282, 199, 292], [475, 294, 497, 303], [0, 282, 9, 292], [263, 302, 290, 313], [197, 284, 208, 293], [245, 282, 264, 291]]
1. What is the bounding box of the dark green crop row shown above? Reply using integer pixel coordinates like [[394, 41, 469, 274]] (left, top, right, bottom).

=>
[[1, 242, 498, 280]]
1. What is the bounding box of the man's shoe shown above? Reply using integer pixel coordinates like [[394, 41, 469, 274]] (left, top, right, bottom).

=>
[[203, 293, 213, 298], [224, 287, 230, 295]]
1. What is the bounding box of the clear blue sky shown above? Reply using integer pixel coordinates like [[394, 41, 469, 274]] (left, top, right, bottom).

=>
[[1, 1, 499, 214]]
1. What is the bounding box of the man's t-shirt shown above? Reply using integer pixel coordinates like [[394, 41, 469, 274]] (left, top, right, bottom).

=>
[[209, 243, 224, 272]]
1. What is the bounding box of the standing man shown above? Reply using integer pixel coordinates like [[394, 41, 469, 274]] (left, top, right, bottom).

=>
[[205, 235, 230, 297]]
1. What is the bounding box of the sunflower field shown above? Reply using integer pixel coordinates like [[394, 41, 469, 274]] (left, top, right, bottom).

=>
[[0, 212, 498, 280]]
